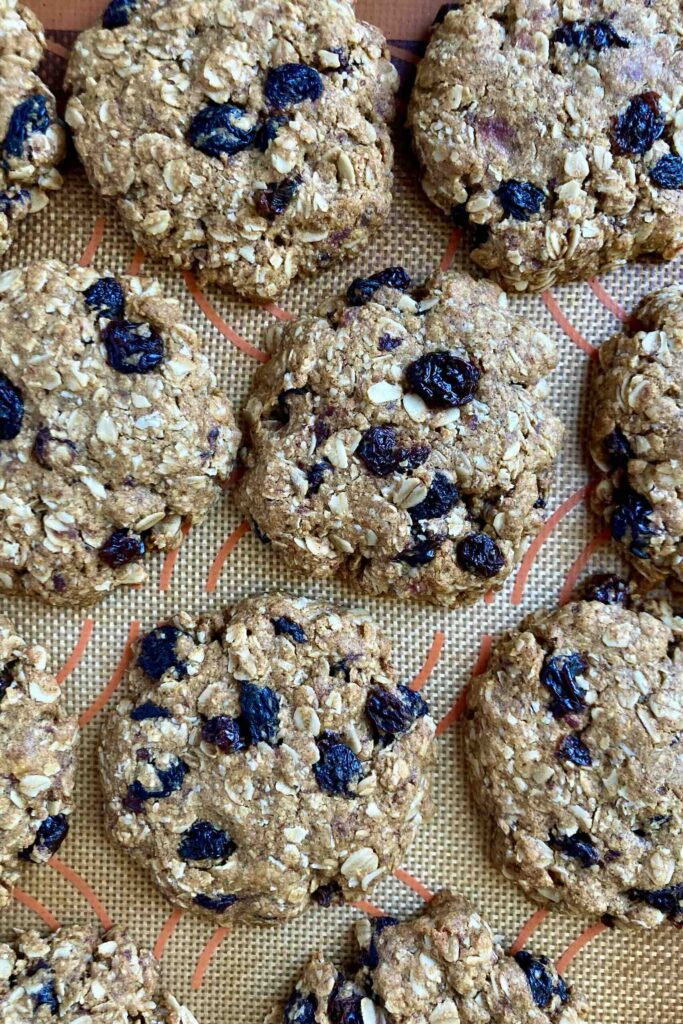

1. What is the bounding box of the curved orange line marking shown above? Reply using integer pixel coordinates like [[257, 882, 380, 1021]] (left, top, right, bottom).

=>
[[13, 888, 60, 930], [509, 908, 549, 955], [153, 908, 184, 961], [556, 922, 607, 974], [511, 483, 594, 605], [484, 587, 494, 605], [262, 302, 296, 322], [49, 856, 113, 929], [353, 899, 385, 917], [439, 228, 462, 272], [126, 247, 145, 275], [436, 633, 492, 736], [587, 279, 629, 323], [221, 465, 245, 491], [78, 620, 140, 727], [191, 927, 230, 990], [78, 216, 106, 268], [45, 38, 70, 60], [56, 618, 95, 685], [205, 520, 250, 593], [542, 290, 597, 357], [394, 868, 433, 901], [558, 527, 611, 606], [409, 631, 445, 691], [183, 271, 268, 362], [159, 520, 191, 592], [389, 44, 420, 64]]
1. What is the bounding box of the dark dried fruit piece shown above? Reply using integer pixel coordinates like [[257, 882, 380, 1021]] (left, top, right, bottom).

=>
[[285, 991, 318, 1024], [102, 319, 164, 374], [274, 386, 309, 424], [327, 976, 363, 1024], [102, 0, 136, 29], [313, 732, 363, 796], [650, 153, 683, 189], [201, 715, 245, 753], [366, 684, 428, 740], [32, 427, 77, 469], [3, 95, 50, 158], [456, 533, 504, 578], [582, 573, 630, 606], [358, 915, 399, 969], [187, 103, 257, 157], [265, 64, 323, 107], [553, 19, 629, 51], [514, 951, 567, 1009], [240, 682, 280, 745], [20, 814, 69, 861], [346, 266, 411, 306], [558, 734, 592, 766], [409, 472, 458, 521], [255, 175, 302, 217], [32, 978, 59, 1014], [406, 351, 480, 407], [610, 485, 654, 558], [612, 93, 664, 155], [357, 426, 406, 477], [540, 652, 587, 718], [312, 880, 343, 906], [306, 458, 333, 496], [0, 371, 23, 441], [397, 534, 444, 566], [627, 883, 683, 919], [496, 180, 545, 221], [193, 892, 239, 912], [549, 830, 600, 867], [84, 276, 125, 320], [255, 115, 288, 152], [126, 758, 188, 807], [0, 665, 12, 700], [131, 702, 171, 721], [99, 528, 146, 568], [0, 188, 29, 218], [603, 425, 633, 467], [330, 658, 351, 681], [137, 625, 190, 680], [272, 616, 307, 643], [178, 819, 236, 861], [378, 334, 402, 351]]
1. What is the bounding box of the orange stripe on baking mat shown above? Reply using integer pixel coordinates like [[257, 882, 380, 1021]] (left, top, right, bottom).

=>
[[78, 216, 106, 267], [558, 527, 610, 606], [409, 631, 445, 691], [126, 247, 145, 275], [439, 228, 462, 272], [154, 908, 184, 961], [556, 922, 608, 974], [159, 520, 191, 592], [45, 38, 71, 60], [587, 279, 629, 322], [262, 302, 296, 321], [183, 271, 268, 361], [394, 868, 433, 901], [205, 520, 251, 593], [49, 857, 113, 929], [436, 633, 491, 736], [353, 899, 385, 917], [509, 908, 549, 955], [542, 290, 597, 357], [56, 618, 95, 685], [192, 927, 231, 989], [78, 620, 140, 727], [13, 888, 60, 930]]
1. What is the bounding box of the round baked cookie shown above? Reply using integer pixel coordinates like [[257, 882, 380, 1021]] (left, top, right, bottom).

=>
[[590, 286, 683, 586], [0, 924, 197, 1022], [64, 0, 398, 302], [237, 267, 563, 608], [408, 1, 683, 293], [265, 890, 588, 1024], [100, 593, 435, 925], [0, 259, 240, 607], [465, 595, 683, 926], [0, 1, 65, 257], [0, 617, 78, 908]]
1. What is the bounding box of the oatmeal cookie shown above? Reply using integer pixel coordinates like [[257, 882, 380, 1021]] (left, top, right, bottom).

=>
[[0, 1, 65, 257], [64, 0, 397, 301], [465, 595, 683, 925], [237, 267, 563, 608], [0, 923, 196, 1022], [99, 593, 435, 925], [408, 1, 683, 292], [0, 617, 78, 908], [0, 259, 240, 607], [590, 286, 683, 585], [266, 889, 588, 1024]]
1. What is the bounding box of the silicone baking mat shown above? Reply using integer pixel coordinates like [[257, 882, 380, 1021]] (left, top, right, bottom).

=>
[[2, 2, 682, 1021]]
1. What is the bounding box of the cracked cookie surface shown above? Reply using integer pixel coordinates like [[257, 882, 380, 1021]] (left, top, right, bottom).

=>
[[237, 267, 563, 608], [465, 597, 683, 925], [100, 593, 435, 925], [0, 617, 78, 908], [0, 259, 240, 607], [590, 286, 683, 585], [64, 0, 397, 301], [408, 0, 683, 292]]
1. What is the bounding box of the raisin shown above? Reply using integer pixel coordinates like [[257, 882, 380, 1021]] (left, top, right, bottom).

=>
[[456, 533, 505, 578], [496, 180, 545, 221], [137, 626, 189, 680], [650, 153, 683, 189], [20, 814, 69, 861], [549, 830, 599, 867], [201, 715, 245, 753], [582, 573, 630, 606], [540, 652, 587, 718], [553, 19, 629, 51], [265, 64, 323, 107], [240, 682, 280, 745], [102, 0, 136, 29], [306, 458, 333, 496], [409, 472, 458, 521], [327, 977, 363, 1024], [612, 93, 664, 155], [378, 334, 402, 351], [0, 188, 29, 218], [32, 427, 76, 469], [193, 892, 239, 912], [178, 820, 236, 861], [397, 534, 444, 566], [84, 276, 126, 320], [285, 992, 318, 1024], [255, 115, 288, 152], [255, 175, 302, 217], [312, 880, 343, 906], [610, 485, 654, 558], [514, 951, 567, 1009], [126, 759, 188, 808], [274, 386, 308, 424], [313, 732, 363, 796], [3, 95, 50, 158], [405, 351, 480, 407], [187, 103, 257, 157], [346, 266, 411, 306], [603, 425, 633, 467], [357, 426, 407, 477], [32, 979, 59, 1014], [102, 319, 164, 374], [272, 616, 308, 643], [358, 916, 399, 969], [627, 884, 683, 919], [131, 702, 171, 721], [0, 371, 23, 440], [405, 445, 431, 468], [366, 684, 428, 740], [99, 528, 146, 568], [557, 734, 592, 766]]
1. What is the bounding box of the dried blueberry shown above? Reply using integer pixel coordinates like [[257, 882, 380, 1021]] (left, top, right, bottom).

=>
[[240, 682, 280, 745], [313, 732, 363, 796], [456, 533, 505, 578], [99, 528, 146, 569], [610, 485, 654, 558], [327, 977, 362, 1024], [357, 426, 406, 477], [3, 95, 50, 158], [201, 715, 245, 753], [275, 386, 308, 424], [358, 916, 399, 969], [346, 266, 411, 306], [178, 820, 236, 861], [603, 425, 633, 467], [549, 830, 600, 867], [558, 734, 592, 767], [553, 19, 629, 51], [0, 371, 23, 441], [193, 892, 239, 912], [612, 93, 664, 155], [378, 334, 402, 351], [256, 175, 302, 217], [434, 3, 461, 23], [285, 991, 318, 1024], [20, 814, 69, 861], [650, 153, 683, 189], [187, 103, 257, 158], [32, 979, 59, 1014], [102, 319, 164, 374], [312, 880, 343, 906], [131, 702, 171, 721], [126, 759, 188, 808], [627, 883, 683, 919], [255, 115, 288, 152], [0, 666, 12, 701], [32, 427, 76, 469], [496, 180, 545, 221], [405, 351, 480, 407], [409, 472, 458, 522], [266, 64, 323, 108], [137, 625, 189, 680], [272, 616, 308, 643], [397, 534, 443, 566], [252, 520, 271, 544], [0, 188, 29, 217], [514, 951, 567, 1009], [582, 573, 630, 606], [102, 0, 136, 29], [84, 276, 125, 320], [306, 458, 333, 496], [366, 684, 428, 740], [540, 652, 587, 718]]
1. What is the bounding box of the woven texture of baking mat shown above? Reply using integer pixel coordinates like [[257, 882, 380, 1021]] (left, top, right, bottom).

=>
[[1, 2, 682, 1021]]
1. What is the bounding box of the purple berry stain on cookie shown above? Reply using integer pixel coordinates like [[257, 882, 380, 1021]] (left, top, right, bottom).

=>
[[102, 0, 136, 29], [240, 682, 280, 744], [346, 266, 411, 306], [610, 485, 654, 558], [131, 702, 171, 721], [102, 320, 164, 374], [612, 93, 664, 155], [20, 814, 69, 861], [313, 732, 363, 796], [193, 892, 239, 912], [540, 652, 588, 718], [99, 528, 146, 568], [406, 351, 480, 407], [359, 916, 399, 969], [366, 684, 428, 741], [178, 819, 236, 861], [3, 95, 50, 158], [32, 427, 77, 469], [272, 616, 308, 643], [549, 830, 600, 867], [582, 573, 630, 606], [32, 975, 59, 1014], [187, 103, 258, 158], [255, 115, 288, 152], [409, 472, 458, 521], [201, 715, 245, 753], [378, 334, 402, 351], [397, 534, 444, 566], [649, 153, 683, 188], [0, 372, 23, 440], [514, 951, 568, 1008], [627, 883, 683, 920], [137, 626, 189, 680], [553, 20, 629, 51], [84, 277, 126, 320], [558, 734, 592, 766], [456, 533, 504, 578], [285, 991, 318, 1024], [255, 175, 302, 217], [265, 64, 323, 107], [495, 180, 545, 221], [125, 758, 188, 809]]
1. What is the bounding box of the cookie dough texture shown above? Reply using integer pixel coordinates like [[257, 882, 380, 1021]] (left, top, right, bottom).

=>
[[0, 1, 65, 256], [237, 269, 563, 608], [266, 890, 588, 1024], [465, 599, 683, 925], [100, 593, 435, 925], [590, 286, 683, 585], [0, 617, 78, 908], [408, 1, 683, 292], [64, 0, 398, 301], [0, 924, 197, 1023], [0, 259, 240, 607]]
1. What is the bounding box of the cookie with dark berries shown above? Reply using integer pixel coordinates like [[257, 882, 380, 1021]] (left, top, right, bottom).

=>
[[99, 593, 435, 925], [237, 267, 563, 608], [0, 260, 240, 607], [465, 597, 683, 925], [409, 1, 683, 291]]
